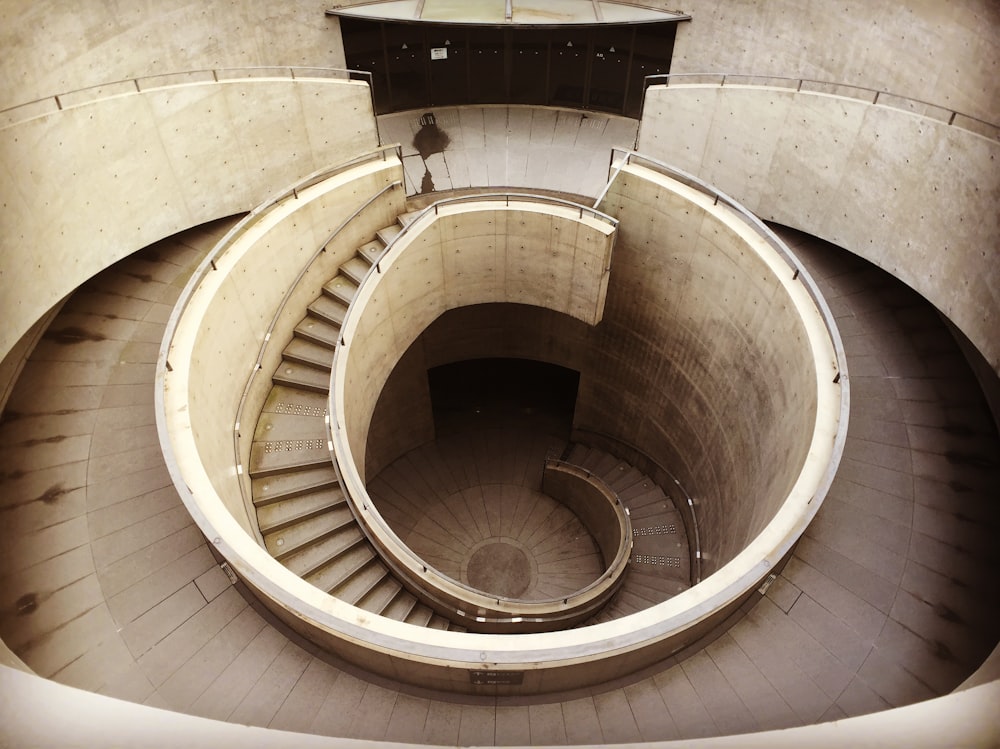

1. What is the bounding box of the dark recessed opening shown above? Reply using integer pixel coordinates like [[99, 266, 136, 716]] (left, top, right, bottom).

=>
[[428, 357, 579, 438]]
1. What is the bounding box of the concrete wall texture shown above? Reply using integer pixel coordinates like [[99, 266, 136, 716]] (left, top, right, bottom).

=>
[[1, 0, 999, 744], [639, 85, 1000, 373]]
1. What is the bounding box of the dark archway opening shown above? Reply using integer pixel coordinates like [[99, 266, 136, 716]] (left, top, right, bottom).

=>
[[428, 357, 579, 438]]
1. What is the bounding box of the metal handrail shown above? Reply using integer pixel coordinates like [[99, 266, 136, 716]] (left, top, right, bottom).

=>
[[162, 144, 402, 535], [640, 73, 999, 141], [327, 193, 623, 630]]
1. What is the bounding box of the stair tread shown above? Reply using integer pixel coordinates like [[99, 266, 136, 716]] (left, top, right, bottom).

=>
[[249, 438, 330, 477], [262, 386, 328, 416], [271, 361, 330, 394], [329, 557, 386, 603], [252, 465, 339, 505], [340, 256, 371, 285], [357, 240, 384, 264], [257, 489, 346, 534], [253, 411, 327, 443], [294, 316, 340, 348], [356, 576, 402, 615], [404, 603, 434, 627], [283, 337, 334, 370], [322, 274, 358, 306], [307, 295, 348, 327], [376, 224, 402, 246], [306, 543, 376, 595], [264, 504, 356, 558], [381, 591, 419, 622], [281, 523, 365, 576]]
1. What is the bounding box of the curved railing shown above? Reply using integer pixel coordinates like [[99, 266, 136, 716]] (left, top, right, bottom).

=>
[[327, 193, 622, 633], [595, 147, 851, 539], [569, 430, 703, 586], [639, 73, 1000, 142], [230, 147, 404, 541], [541, 457, 634, 573], [0, 66, 378, 137]]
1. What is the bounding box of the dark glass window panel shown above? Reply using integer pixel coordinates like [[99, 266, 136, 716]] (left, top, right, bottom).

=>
[[426, 30, 467, 106], [549, 30, 588, 108], [626, 23, 677, 117], [340, 18, 391, 114], [384, 23, 428, 111], [467, 27, 506, 103], [587, 26, 632, 113], [510, 29, 549, 105]]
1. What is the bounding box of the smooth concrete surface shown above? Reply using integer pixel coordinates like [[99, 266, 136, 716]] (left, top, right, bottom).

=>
[[378, 106, 639, 197], [0, 75, 379, 365], [667, 0, 1000, 125], [639, 84, 1000, 374], [336, 199, 616, 478], [2, 211, 997, 739], [0, 1, 348, 110]]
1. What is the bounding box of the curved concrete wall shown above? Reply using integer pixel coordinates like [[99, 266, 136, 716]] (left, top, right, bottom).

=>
[[0, 76, 379, 366], [4, 1, 995, 123], [0, 1, 347, 109], [668, 0, 1000, 124], [639, 84, 1000, 374]]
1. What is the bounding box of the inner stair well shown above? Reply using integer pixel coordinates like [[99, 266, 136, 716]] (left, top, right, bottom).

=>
[[559, 444, 692, 624], [248, 211, 464, 632]]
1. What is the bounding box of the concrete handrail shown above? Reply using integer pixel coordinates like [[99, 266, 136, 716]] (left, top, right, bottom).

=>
[[328, 194, 623, 633], [542, 458, 633, 571], [640, 73, 1000, 141]]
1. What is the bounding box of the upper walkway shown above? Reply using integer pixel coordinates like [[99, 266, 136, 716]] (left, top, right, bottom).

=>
[[0, 106, 998, 744]]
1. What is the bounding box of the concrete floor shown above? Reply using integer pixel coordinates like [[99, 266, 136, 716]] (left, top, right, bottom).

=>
[[1, 107, 998, 743]]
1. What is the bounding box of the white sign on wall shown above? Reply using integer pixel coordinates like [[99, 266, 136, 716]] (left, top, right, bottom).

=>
[[430, 47, 448, 60]]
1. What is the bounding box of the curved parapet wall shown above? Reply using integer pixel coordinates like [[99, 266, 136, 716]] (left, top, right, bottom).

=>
[[0, 69, 379, 366], [330, 196, 620, 632], [638, 77, 1000, 373]]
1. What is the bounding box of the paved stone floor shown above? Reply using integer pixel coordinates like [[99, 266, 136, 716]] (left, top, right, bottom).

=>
[[1, 107, 998, 744]]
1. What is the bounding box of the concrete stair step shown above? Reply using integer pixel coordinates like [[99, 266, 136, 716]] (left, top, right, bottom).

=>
[[262, 385, 328, 416], [282, 522, 365, 577], [398, 210, 422, 228], [249, 438, 330, 478], [271, 360, 330, 394], [307, 543, 376, 595], [564, 443, 591, 465], [357, 240, 384, 265], [254, 411, 326, 443], [307, 294, 348, 328], [404, 603, 434, 627], [322, 274, 358, 306], [381, 590, 419, 622], [256, 488, 345, 534], [294, 315, 340, 348], [376, 224, 402, 246], [604, 463, 646, 492], [252, 465, 340, 506], [356, 576, 403, 615], [329, 556, 386, 603], [427, 614, 451, 630], [283, 337, 333, 371], [340, 256, 371, 285], [264, 504, 356, 559]]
